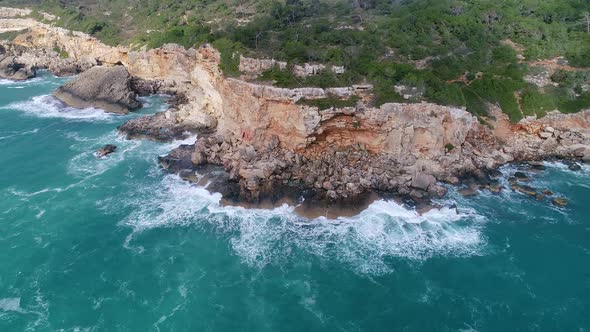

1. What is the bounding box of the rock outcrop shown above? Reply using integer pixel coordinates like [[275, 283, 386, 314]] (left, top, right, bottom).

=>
[[53, 66, 141, 114], [239, 55, 346, 79], [0, 45, 35, 80]]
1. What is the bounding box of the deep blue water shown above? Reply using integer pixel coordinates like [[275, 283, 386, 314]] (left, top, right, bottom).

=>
[[1, 73, 589, 331]]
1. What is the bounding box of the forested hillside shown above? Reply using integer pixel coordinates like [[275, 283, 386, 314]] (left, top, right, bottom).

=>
[[3, 0, 590, 121]]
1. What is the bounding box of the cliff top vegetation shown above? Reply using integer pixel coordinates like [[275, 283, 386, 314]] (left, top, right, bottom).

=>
[[2, 0, 589, 121]]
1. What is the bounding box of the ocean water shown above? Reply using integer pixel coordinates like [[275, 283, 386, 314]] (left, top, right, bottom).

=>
[[0, 73, 589, 331]]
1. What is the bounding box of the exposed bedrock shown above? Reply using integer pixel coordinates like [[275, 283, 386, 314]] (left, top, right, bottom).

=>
[[157, 103, 590, 206], [53, 66, 141, 114], [0, 45, 35, 80]]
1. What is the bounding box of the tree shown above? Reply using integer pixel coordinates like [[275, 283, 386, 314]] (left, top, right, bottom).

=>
[[580, 12, 590, 33]]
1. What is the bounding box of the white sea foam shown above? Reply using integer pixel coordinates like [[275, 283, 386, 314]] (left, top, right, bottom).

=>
[[122, 175, 487, 275], [67, 133, 143, 179], [0, 297, 24, 313], [66, 129, 193, 180], [35, 209, 45, 219], [544, 161, 590, 176], [1, 95, 116, 121], [0, 77, 44, 86], [0, 128, 39, 140]]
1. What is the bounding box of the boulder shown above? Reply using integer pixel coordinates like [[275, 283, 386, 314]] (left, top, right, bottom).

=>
[[53, 66, 141, 114], [514, 172, 530, 181], [0, 55, 35, 80], [511, 184, 537, 197], [551, 197, 568, 207], [411, 173, 436, 190], [569, 163, 582, 171], [538, 131, 553, 139]]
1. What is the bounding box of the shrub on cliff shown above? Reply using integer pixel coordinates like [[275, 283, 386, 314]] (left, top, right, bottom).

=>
[[212, 38, 243, 77], [521, 87, 557, 118]]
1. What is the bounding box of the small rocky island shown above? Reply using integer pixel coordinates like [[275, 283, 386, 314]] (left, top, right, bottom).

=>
[[53, 66, 142, 114]]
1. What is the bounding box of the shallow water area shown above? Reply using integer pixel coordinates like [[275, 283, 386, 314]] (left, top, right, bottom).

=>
[[1, 73, 590, 331]]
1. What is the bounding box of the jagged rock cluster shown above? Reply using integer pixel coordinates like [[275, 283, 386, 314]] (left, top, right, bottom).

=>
[[0, 45, 35, 80], [182, 131, 450, 204]]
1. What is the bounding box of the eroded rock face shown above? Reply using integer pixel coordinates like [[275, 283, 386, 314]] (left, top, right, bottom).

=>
[[53, 66, 141, 114], [0, 46, 35, 80]]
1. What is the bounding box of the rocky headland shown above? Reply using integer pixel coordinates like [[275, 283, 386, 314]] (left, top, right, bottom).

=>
[[1, 11, 589, 213]]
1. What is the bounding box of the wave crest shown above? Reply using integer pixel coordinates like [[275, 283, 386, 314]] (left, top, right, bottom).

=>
[[2, 95, 116, 121]]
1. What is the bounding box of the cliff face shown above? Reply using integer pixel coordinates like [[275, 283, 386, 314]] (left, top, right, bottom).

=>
[[2, 14, 589, 204]]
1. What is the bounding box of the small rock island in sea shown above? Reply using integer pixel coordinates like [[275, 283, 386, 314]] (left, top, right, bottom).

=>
[[52, 66, 142, 114]]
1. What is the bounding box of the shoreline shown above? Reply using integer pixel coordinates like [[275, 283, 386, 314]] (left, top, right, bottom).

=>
[[0, 15, 588, 218], [158, 141, 584, 218]]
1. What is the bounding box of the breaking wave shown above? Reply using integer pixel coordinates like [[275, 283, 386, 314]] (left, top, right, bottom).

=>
[[0, 77, 44, 86], [121, 174, 487, 275], [1, 95, 117, 121]]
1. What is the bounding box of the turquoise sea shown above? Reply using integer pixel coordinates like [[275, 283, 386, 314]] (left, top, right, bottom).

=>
[[1, 73, 589, 331]]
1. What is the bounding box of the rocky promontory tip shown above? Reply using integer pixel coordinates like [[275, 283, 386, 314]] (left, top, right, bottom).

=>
[[53, 66, 141, 114]]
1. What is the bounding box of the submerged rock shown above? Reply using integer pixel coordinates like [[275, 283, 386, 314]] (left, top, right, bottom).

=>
[[527, 161, 545, 170], [551, 197, 569, 207], [562, 160, 582, 171], [511, 184, 537, 197], [514, 172, 530, 181], [53, 66, 141, 114], [486, 183, 503, 194], [458, 187, 478, 197], [95, 144, 117, 158]]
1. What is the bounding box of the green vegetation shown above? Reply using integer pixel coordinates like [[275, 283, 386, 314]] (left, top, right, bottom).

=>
[[259, 64, 356, 88], [53, 46, 69, 59], [521, 87, 556, 118], [10, 0, 590, 120], [445, 143, 455, 151], [0, 30, 23, 41]]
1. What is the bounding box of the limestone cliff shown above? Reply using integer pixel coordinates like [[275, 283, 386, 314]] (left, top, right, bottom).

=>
[[1, 13, 589, 205]]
